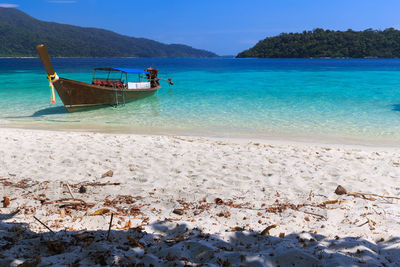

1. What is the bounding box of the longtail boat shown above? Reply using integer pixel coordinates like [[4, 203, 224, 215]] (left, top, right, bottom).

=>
[[36, 44, 173, 112]]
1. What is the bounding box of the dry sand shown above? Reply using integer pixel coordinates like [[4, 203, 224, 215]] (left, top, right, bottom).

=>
[[0, 127, 400, 266]]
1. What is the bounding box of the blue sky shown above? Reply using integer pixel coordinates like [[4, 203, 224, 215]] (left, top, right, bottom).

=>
[[2, 0, 400, 55]]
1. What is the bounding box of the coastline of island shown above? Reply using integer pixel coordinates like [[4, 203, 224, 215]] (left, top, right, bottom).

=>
[[237, 28, 400, 59]]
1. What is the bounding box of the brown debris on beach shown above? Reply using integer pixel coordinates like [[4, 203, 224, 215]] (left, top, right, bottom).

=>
[[0, 128, 399, 265]]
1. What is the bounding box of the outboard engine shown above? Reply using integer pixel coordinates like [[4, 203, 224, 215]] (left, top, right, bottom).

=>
[[145, 68, 159, 87]]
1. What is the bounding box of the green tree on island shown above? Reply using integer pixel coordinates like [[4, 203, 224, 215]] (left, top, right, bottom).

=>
[[237, 28, 400, 58]]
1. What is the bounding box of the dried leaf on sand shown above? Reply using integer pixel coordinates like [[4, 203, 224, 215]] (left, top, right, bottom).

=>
[[2, 196, 10, 208], [89, 208, 110, 216], [101, 170, 114, 178], [117, 220, 132, 230]]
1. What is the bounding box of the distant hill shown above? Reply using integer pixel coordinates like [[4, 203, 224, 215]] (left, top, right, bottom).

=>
[[237, 28, 400, 58], [0, 8, 218, 58]]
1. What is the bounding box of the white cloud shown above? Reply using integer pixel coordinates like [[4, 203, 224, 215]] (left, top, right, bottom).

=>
[[0, 3, 19, 8], [47, 0, 77, 3]]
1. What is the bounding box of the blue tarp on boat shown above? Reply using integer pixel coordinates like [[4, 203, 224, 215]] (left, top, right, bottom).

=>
[[94, 67, 149, 74], [113, 68, 149, 74]]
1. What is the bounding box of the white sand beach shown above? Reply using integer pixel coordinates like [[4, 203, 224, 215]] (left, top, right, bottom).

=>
[[1, 127, 400, 266]]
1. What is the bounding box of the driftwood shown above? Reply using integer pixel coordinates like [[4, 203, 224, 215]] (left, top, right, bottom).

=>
[[56, 198, 94, 207], [33, 216, 55, 234], [348, 192, 400, 201], [335, 185, 400, 201], [358, 217, 376, 230], [71, 182, 121, 188], [65, 183, 76, 200], [107, 213, 114, 241], [84, 182, 121, 187], [301, 210, 327, 220]]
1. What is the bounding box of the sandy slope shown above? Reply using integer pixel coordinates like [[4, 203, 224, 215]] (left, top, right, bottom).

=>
[[0, 127, 400, 266]]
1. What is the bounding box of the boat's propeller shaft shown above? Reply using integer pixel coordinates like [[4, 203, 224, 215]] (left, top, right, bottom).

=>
[[156, 77, 174, 85]]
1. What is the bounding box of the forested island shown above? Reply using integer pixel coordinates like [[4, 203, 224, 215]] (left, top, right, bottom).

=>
[[237, 28, 400, 58], [0, 8, 217, 58]]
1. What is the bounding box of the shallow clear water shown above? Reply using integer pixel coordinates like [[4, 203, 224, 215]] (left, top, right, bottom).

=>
[[1, 58, 400, 144]]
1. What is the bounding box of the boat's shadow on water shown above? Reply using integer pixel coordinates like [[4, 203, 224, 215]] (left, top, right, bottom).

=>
[[30, 96, 161, 117], [31, 106, 67, 117], [5, 100, 161, 121], [5, 105, 115, 120], [3, 106, 67, 120]]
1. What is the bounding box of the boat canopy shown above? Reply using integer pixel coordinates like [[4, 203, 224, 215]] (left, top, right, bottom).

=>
[[94, 67, 149, 74]]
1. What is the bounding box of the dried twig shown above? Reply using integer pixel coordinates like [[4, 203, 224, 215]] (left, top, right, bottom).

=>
[[300, 210, 327, 220], [358, 220, 369, 227], [83, 182, 121, 187], [348, 192, 400, 200], [70, 182, 121, 188], [65, 183, 76, 200], [107, 213, 114, 241], [33, 216, 55, 234], [358, 217, 376, 230], [57, 198, 85, 204], [307, 190, 313, 201], [367, 218, 376, 230], [56, 198, 94, 207]]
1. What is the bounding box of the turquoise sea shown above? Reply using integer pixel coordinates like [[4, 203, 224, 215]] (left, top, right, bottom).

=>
[[1, 58, 400, 144]]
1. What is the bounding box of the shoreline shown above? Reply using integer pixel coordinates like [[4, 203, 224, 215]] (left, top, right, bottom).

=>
[[1, 121, 400, 148]]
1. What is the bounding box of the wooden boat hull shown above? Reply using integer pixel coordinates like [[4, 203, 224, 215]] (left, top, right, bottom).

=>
[[54, 78, 160, 112]]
